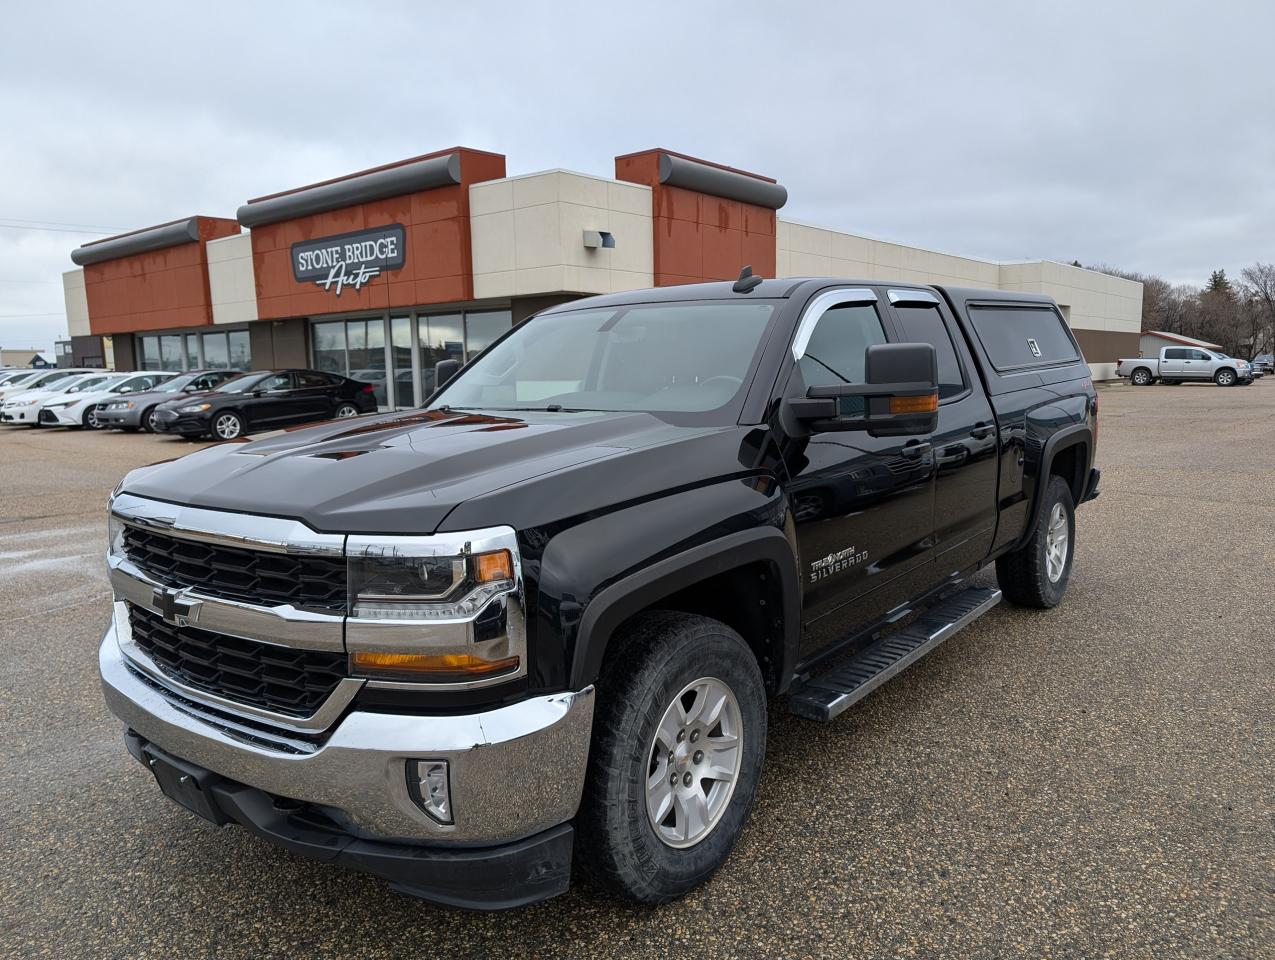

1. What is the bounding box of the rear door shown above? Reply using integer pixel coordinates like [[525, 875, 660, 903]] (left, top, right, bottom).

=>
[[243, 372, 297, 426], [293, 371, 339, 422], [779, 287, 937, 661], [886, 289, 998, 577], [1160, 348, 1185, 378]]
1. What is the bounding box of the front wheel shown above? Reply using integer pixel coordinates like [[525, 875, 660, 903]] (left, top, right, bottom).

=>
[[211, 410, 246, 440], [141, 406, 161, 433], [576, 612, 767, 904], [83, 405, 105, 430], [996, 474, 1075, 608], [1214, 368, 1237, 386]]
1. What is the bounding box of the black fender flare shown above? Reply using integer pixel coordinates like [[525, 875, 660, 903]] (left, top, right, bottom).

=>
[[1015, 422, 1091, 551], [568, 526, 802, 693]]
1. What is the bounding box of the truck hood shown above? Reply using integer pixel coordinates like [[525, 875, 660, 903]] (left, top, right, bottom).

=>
[[120, 408, 738, 534]]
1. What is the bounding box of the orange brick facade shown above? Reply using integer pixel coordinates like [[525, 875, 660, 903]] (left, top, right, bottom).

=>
[[84, 218, 240, 335], [615, 149, 777, 286], [248, 148, 506, 320]]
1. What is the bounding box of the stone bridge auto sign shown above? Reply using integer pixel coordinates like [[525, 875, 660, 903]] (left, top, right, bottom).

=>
[[292, 224, 407, 296]]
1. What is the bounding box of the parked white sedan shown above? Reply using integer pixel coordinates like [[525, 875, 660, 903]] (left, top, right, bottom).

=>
[[1, 372, 117, 425], [0, 367, 98, 405], [38, 371, 176, 429]]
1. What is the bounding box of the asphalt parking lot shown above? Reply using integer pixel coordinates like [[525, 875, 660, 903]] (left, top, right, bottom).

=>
[[1, 379, 1271, 959]]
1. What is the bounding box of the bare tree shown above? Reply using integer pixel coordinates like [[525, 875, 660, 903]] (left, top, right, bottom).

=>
[[1240, 263, 1275, 356]]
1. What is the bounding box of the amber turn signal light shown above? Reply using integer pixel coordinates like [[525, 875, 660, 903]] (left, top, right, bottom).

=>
[[889, 393, 939, 414], [351, 650, 520, 677], [475, 549, 514, 583]]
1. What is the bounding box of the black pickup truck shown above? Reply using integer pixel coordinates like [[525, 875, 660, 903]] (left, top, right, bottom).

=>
[[99, 276, 1099, 909]]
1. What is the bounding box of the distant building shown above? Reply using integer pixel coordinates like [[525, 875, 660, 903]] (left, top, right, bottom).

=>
[[1139, 331, 1224, 357], [0, 349, 52, 368]]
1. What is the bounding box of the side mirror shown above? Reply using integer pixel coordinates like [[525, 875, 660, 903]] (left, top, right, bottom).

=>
[[434, 359, 461, 390], [784, 342, 939, 437]]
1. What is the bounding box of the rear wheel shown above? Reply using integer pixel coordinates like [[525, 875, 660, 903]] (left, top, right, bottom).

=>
[[211, 410, 245, 440], [1130, 367, 1153, 386], [997, 474, 1075, 608], [334, 402, 361, 418], [577, 612, 767, 904], [1214, 368, 1237, 386]]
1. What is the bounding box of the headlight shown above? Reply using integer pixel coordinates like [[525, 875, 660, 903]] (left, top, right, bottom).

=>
[[176, 403, 212, 414], [10, 399, 36, 407], [349, 550, 512, 620], [109, 401, 136, 410], [346, 531, 524, 684], [107, 509, 126, 558]]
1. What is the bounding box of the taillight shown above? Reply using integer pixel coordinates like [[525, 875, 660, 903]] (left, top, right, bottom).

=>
[[361, 384, 375, 394]]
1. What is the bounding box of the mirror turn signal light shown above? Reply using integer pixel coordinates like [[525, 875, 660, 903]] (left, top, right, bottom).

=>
[[889, 393, 939, 414], [475, 549, 514, 583], [351, 650, 520, 677]]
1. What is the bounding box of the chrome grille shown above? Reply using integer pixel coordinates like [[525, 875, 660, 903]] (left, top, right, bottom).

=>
[[127, 603, 346, 717], [122, 526, 346, 612]]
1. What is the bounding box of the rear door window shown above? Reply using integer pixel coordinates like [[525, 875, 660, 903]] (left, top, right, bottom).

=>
[[1164, 348, 1189, 360], [891, 304, 966, 399], [967, 305, 1080, 370]]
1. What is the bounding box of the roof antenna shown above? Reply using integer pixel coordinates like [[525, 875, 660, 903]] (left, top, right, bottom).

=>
[[733, 264, 763, 294]]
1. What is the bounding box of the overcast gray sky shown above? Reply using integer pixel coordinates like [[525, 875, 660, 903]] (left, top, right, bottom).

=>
[[3, 0, 1272, 354]]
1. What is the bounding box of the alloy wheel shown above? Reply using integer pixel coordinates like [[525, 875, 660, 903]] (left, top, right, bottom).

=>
[[335, 404, 360, 418], [645, 676, 744, 849], [213, 413, 242, 439], [1045, 502, 1069, 583]]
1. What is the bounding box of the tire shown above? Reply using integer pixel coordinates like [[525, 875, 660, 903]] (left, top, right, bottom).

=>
[[576, 611, 767, 904], [1130, 367, 1153, 386], [996, 474, 1075, 608], [82, 405, 105, 430], [1214, 368, 1237, 386], [140, 406, 160, 433], [211, 410, 246, 440], [334, 402, 361, 418]]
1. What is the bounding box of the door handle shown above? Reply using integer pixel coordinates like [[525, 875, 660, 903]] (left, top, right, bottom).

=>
[[969, 423, 994, 440], [901, 440, 932, 459]]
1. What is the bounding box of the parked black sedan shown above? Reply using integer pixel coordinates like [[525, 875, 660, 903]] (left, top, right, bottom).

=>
[[150, 369, 377, 440]]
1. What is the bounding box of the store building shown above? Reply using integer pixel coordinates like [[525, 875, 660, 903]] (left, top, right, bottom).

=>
[[64, 145, 1142, 402]]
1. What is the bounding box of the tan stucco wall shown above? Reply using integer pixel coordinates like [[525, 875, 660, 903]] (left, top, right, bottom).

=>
[[470, 171, 653, 299], [62, 269, 90, 338], [207, 232, 259, 326]]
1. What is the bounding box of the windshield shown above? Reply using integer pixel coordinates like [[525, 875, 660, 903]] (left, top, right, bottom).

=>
[[213, 372, 270, 394], [433, 301, 777, 418], [158, 373, 198, 392], [65, 375, 119, 393]]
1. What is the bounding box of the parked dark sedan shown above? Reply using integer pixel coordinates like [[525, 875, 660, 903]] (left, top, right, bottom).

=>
[[150, 369, 377, 440], [96, 369, 240, 432]]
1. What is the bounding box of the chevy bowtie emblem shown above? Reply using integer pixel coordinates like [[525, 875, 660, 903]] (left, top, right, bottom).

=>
[[153, 586, 202, 627]]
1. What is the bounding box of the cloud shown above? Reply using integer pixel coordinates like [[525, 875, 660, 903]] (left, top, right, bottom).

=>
[[2, 0, 1272, 352]]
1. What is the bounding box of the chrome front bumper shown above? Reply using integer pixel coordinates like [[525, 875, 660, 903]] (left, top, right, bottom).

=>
[[99, 622, 595, 844]]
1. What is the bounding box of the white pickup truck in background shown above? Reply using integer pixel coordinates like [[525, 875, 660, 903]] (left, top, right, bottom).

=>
[[1116, 347, 1253, 386]]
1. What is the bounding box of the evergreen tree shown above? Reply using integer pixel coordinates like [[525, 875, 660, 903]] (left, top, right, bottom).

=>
[[1207, 269, 1232, 294]]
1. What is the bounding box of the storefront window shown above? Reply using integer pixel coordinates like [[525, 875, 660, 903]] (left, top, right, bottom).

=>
[[184, 334, 201, 370], [228, 330, 251, 370], [139, 336, 160, 370], [391, 316, 414, 407], [464, 310, 512, 358], [159, 335, 183, 371], [313, 321, 347, 376], [420, 314, 463, 395], [202, 333, 229, 369]]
